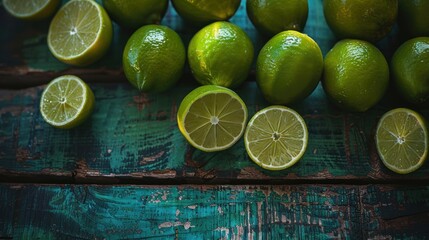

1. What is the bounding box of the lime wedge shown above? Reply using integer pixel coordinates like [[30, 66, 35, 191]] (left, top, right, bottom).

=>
[[244, 106, 308, 170], [40, 75, 95, 129], [3, 0, 60, 20], [376, 108, 428, 174], [47, 0, 112, 66], [177, 85, 248, 152]]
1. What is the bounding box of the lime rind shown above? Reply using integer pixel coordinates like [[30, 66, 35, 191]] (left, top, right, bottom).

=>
[[244, 105, 308, 170], [177, 85, 248, 152], [376, 108, 428, 174], [40, 75, 94, 129]]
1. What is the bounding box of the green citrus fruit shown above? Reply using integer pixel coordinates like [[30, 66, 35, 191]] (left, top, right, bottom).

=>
[[323, 0, 398, 42], [48, 0, 113, 66], [322, 39, 389, 112], [123, 25, 186, 93], [391, 37, 429, 106], [40, 75, 95, 129], [102, 0, 168, 29], [3, 0, 60, 20], [188, 21, 254, 88], [398, 0, 429, 38], [171, 0, 240, 26], [244, 105, 308, 171], [256, 30, 323, 105], [246, 0, 308, 36], [376, 108, 428, 174], [177, 85, 248, 152]]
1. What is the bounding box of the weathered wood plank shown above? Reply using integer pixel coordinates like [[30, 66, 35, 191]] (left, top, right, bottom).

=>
[[0, 0, 399, 88], [0, 184, 15, 238], [361, 185, 429, 239], [0, 184, 361, 239], [1, 184, 428, 239], [1, 82, 428, 183]]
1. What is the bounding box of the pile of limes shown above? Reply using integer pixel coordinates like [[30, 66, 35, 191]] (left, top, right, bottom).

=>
[[4, 0, 427, 173]]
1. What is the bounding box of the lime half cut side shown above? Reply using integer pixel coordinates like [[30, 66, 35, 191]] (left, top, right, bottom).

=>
[[3, 0, 60, 20], [47, 0, 113, 66], [40, 75, 95, 129], [177, 85, 248, 152], [376, 108, 428, 174], [244, 106, 308, 170]]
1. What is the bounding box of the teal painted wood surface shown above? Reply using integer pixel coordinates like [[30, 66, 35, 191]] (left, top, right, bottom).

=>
[[1, 82, 428, 182], [0, 0, 401, 88], [1, 184, 428, 239]]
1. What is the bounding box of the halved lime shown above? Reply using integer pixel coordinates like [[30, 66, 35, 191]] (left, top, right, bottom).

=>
[[40, 75, 95, 129], [47, 0, 113, 66], [177, 85, 248, 152], [376, 108, 428, 174], [3, 0, 60, 20], [244, 106, 308, 170]]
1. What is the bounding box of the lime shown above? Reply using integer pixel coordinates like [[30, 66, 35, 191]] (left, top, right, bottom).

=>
[[102, 0, 168, 29], [323, 0, 398, 42], [123, 25, 185, 93], [244, 105, 308, 171], [376, 108, 428, 174], [322, 39, 389, 112], [40, 75, 95, 129], [171, 0, 240, 26], [391, 37, 429, 106], [188, 21, 254, 88], [177, 85, 248, 152], [47, 0, 113, 66], [3, 0, 60, 20], [247, 0, 308, 36], [256, 30, 323, 105], [398, 0, 429, 38]]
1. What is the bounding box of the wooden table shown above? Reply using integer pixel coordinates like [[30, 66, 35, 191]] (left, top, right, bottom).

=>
[[1, 1, 429, 239]]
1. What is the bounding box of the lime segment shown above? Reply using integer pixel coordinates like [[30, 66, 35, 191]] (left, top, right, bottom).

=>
[[3, 0, 60, 20], [245, 106, 308, 170], [40, 75, 95, 129], [376, 108, 428, 174], [177, 85, 248, 152], [48, 0, 113, 66]]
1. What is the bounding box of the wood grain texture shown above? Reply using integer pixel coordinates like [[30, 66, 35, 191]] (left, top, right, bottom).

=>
[[0, 0, 400, 88], [1, 184, 428, 239], [1, 83, 428, 183]]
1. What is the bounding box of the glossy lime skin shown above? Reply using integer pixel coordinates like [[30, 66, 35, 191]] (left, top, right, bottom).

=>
[[256, 30, 323, 105], [188, 21, 254, 88], [323, 0, 398, 42], [398, 0, 429, 38], [391, 37, 429, 106], [123, 25, 186, 93], [172, 0, 240, 26], [102, 0, 168, 29], [247, 0, 308, 37], [322, 39, 389, 112]]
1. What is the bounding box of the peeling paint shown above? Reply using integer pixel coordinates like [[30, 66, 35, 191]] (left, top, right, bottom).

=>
[[158, 221, 194, 230]]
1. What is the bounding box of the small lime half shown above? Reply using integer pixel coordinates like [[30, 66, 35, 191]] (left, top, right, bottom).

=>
[[40, 75, 95, 129], [376, 108, 428, 174]]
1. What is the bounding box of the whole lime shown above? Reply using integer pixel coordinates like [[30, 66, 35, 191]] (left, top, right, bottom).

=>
[[322, 39, 389, 112], [247, 0, 308, 36], [171, 0, 240, 26], [323, 0, 398, 42], [188, 21, 254, 88], [398, 0, 429, 38], [102, 0, 168, 29], [391, 37, 429, 106], [123, 25, 186, 93], [256, 30, 323, 105]]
